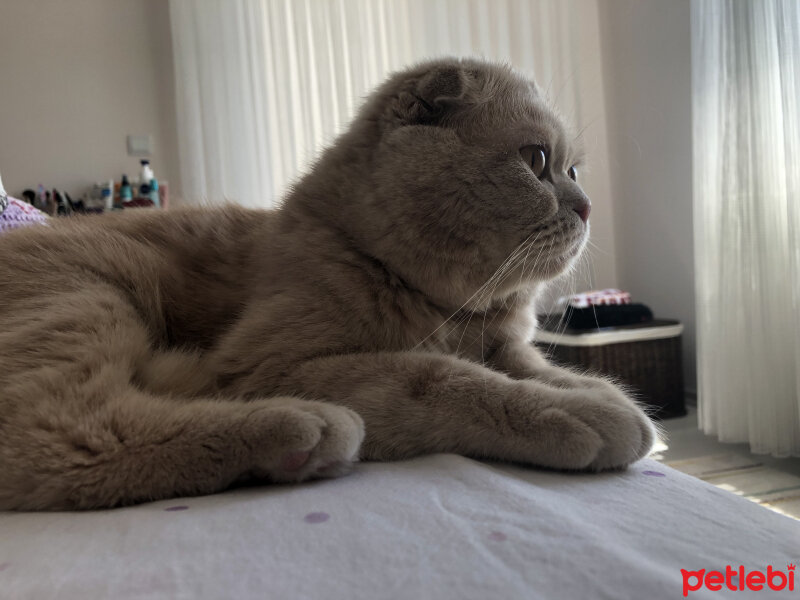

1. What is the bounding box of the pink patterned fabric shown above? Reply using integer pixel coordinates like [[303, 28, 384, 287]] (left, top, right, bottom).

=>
[[559, 289, 632, 309], [0, 197, 49, 234]]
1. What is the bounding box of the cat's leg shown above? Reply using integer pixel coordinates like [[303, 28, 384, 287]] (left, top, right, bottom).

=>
[[488, 341, 664, 445], [1, 393, 363, 510], [0, 288, 363, 510], [450, 304, 627, 393], [490, 340, 633, 392], [278, 352, 655, 471]]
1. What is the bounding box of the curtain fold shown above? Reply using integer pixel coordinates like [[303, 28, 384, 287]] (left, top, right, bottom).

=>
[[693, 0, 800, 456], [168, 0, 588, 207]]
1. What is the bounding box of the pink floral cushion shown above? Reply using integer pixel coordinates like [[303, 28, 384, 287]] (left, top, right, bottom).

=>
[[0, 197, 49, 234]]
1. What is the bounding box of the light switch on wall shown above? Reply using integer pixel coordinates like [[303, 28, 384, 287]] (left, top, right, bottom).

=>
[[127, 134, 152, 156]]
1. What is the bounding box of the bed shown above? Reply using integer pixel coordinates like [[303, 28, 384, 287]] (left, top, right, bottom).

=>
[[2, 454, 798, 599]]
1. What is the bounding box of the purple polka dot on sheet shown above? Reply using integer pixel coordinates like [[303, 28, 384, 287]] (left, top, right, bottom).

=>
[[0, 562, 10, 572], [488, 531, 507, 542], [642, 470, 666, 478], [164, 505, 189, 512], [304, 512, 330, 524]]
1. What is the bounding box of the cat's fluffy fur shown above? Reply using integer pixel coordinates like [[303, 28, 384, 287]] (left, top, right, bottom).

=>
[[0, 58, 654, 510]]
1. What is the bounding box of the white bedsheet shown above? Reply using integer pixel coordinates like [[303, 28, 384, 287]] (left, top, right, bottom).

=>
[[2, 455, 799, 599]]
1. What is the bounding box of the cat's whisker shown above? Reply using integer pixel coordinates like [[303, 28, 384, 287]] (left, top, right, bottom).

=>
[[496, 233, 551, 334], [476, 243, 537, 357], [449, 236, 537, 359], [543, 247, 595, 357], [538, 248, 576, 358], [490, 233, 552, 339], [487, 233, 543, 348], [585, 239, 612, 258], [467, 241, 532, 316], [443, 232, 546, 391], [473, 232, 544, 347], [412, 232, 538, 352]]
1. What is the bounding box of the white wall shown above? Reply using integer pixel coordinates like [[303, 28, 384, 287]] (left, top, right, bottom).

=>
[[597, 0, 696, 392], [571, 0, 620, 295], [0, 0, 179, 199]]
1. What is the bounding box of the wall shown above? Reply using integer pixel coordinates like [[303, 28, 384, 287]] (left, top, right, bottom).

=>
[[569, 0, 620, 295], [0, 0, 179, 199], [597, 0, 696, 393]]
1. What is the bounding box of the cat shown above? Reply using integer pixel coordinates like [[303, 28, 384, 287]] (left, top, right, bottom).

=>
[[0, 58, 655, 510]]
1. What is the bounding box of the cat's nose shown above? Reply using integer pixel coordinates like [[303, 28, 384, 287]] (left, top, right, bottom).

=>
[[561, 187, 591, 223], [574, 198, 591, 223]]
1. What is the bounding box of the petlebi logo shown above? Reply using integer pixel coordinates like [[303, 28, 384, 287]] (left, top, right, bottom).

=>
[[681, 564, 795, 596]]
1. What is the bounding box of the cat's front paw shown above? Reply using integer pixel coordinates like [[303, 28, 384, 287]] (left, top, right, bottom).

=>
[[244, 399, 365, 483], [574, 384, 656, 471], [515, 381, 656, 471]]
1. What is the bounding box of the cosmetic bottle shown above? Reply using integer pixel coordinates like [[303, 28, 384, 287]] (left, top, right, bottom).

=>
[[102, 180, 114, 212], [140, 160, 154, 188], [120, 175, 133, 202], [149, 178, 160, 208], [0, 172, 7, 215]]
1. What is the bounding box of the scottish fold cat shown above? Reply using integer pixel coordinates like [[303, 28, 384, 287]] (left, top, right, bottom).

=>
[[0, 58, 654, 509]]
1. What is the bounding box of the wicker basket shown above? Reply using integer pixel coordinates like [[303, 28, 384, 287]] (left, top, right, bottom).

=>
[[534, 318, 686, 419]]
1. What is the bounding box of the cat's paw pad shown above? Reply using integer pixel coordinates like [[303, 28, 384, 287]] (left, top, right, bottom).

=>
[[246, 400, 365, 483]]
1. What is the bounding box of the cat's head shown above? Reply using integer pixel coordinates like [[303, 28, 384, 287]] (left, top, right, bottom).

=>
[[302, 58, 590, 310]]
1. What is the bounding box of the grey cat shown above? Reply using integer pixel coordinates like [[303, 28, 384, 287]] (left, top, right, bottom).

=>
[[0, 58, 655, 510]]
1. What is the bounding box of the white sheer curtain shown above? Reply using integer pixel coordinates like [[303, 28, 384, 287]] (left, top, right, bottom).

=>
[[693, 0, 800, 456], [168, 0, 586, 207]]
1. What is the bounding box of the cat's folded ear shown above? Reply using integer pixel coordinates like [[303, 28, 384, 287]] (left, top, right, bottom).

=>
[[390, 65, 475, 126]]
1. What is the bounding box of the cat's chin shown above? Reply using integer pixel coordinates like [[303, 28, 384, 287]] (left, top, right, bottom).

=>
[[536, 257, 573, 280], [537, 236, 587, 279]]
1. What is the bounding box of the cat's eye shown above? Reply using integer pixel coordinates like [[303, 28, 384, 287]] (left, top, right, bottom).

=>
[[568, 166, 577, 181], [520, 145, 547, 178]]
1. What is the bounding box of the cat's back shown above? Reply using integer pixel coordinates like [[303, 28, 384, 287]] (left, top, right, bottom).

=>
[[0, 205, 275, 309]]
